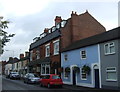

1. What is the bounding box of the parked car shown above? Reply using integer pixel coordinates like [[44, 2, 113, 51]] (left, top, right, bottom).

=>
[[39, 74, 63, 88], [23, 73, 40, 84], [9, 72, 20, 79]]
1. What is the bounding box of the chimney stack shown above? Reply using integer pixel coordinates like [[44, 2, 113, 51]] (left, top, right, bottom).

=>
[[25, 52, 29, 57], [71, 11, 78, 16], [44, 28, 49, 33], [54, 16, 62, 26], [20, 54, 24, 59]]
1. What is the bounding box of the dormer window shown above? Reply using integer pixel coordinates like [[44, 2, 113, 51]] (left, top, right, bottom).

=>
[[61, 20, 66, 27], [56, 23, 60, 29], [52, 26, 56, 32]]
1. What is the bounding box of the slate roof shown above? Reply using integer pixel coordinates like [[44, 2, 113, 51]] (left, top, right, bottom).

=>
[[61, 27, 120, 52], [7, 57, 19, 64], [28, 57, 50, 66], [30, 29, 60, 50]]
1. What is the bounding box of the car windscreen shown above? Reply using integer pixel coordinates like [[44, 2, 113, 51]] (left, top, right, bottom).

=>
[[11, 72, 19, 74], [29, 74, 39, 77], [52, 75, 60, 79]]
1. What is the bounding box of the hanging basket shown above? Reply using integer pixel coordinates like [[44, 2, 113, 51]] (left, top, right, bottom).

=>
[[65, 67, 70, 73], [73, 66, 80, 73], [82, 65, 91, 75]]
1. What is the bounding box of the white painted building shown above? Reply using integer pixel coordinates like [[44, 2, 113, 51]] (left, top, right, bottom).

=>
[[5, 63, 12, 76]]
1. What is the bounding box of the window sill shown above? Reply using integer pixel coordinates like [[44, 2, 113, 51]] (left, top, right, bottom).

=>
[[81, 58, 87, 60], [53, 53, 59, 56], [104, 52, 115, 56], [81, 79, 87, 80], [106, 79, 117, 82], [45, 56, 50, 57]]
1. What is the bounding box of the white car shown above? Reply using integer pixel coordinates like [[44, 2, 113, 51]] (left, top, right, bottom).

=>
[[9, 72, 20, 79]]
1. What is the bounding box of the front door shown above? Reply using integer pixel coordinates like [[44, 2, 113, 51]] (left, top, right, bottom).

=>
[[73, 70, 76, 85], [94, 69, 99, 88]]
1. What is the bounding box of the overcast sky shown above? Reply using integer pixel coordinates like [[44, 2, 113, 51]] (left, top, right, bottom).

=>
[[0, 0, 119, 61]]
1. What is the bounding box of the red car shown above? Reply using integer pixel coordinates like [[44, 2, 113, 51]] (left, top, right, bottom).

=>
[[39, 74, 63, 88]]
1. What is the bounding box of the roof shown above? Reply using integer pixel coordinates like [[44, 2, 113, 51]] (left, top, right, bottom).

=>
[[30, 29, 60, 50], [19, 56, 29, 61], [61, 27, 120, 52], [7, 57, 19, 64], [28, 57, 51, 66]]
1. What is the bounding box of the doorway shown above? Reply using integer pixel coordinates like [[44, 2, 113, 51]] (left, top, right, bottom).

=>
[[73, 70, 76, 85], [94, 69, 100, 88]]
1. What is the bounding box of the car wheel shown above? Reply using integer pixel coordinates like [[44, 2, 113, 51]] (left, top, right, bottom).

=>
[[47, 84, 51, 88]]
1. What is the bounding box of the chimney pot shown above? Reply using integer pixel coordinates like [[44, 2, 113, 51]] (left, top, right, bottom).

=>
[[44, 28, 49, 33], [20, 54, 24, 59], [55, 16, 62, 26]]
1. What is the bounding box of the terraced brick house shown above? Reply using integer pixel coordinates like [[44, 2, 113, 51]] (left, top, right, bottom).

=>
[[28, 11, 106, 76]]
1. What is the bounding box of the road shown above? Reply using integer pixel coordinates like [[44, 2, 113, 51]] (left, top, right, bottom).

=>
[[2, 76, 69, 92], [2, 76, 116, 92]]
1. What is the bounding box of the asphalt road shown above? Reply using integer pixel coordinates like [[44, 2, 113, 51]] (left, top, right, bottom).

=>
[[2, 76, 117, 92], [2, 76, 68, 92]]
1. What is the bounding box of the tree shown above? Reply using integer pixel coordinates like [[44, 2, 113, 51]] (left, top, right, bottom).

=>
[[0, 16, 15, 55]]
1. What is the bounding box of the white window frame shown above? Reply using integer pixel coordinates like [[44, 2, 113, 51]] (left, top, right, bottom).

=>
[[41, 64, 50, 75], [80, 50, 87, 59], [36, 50, 40, 59], [81, 68, 87, 80], [61, 20, 66, 27], [45, 43, 50, 57], [30, 51, 33, 61], [53, 39, 59, 55], [56, 23, 60, 29], [64, 68, 69, 79], [64, 54, 68, 61], [106, 67, 117, 81], [104, 42, 115, 55]]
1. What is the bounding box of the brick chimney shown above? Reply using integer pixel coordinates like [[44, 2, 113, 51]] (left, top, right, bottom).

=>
[[20, 54, 24, 59], [54, 16, 62, 26], [44, 28, 49, 33], [25, 52, 29, 57]]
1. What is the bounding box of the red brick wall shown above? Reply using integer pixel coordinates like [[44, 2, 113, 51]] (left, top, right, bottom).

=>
[[61, 11, 106, 49]]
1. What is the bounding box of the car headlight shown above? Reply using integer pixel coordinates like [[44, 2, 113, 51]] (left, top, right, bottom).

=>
[[31, 79, 35, 81]]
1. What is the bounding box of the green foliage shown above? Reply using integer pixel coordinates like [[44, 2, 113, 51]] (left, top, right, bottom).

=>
[[65, 67, 70, 73], [82, 65, 91, 75], [0, 16, 15, 55], [73, 66, 80, 73]]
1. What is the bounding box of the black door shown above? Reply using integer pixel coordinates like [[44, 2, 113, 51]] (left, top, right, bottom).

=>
[[94, 69, 99, 88], [73, 70, 76, 85]]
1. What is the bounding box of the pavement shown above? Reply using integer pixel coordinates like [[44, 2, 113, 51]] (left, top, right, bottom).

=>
[[63, 84, 120, 92], [0, 75, 2, 92]]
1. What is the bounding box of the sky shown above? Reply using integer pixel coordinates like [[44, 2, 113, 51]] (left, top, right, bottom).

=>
[[0, 0, 119, 61]]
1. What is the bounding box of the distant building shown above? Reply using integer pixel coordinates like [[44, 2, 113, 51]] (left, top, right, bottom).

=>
[[5, 57, 19, 75], [2, 61, 7, 75]]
